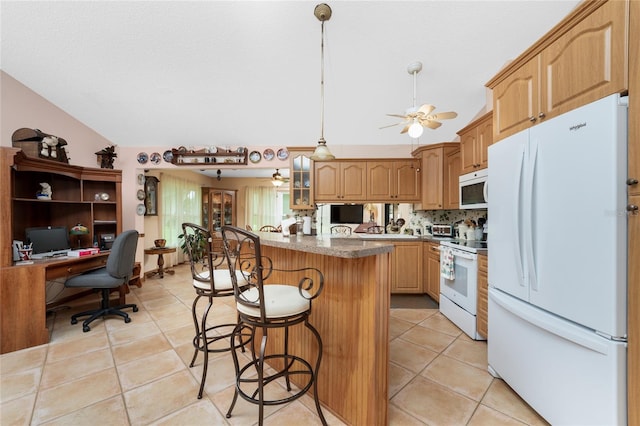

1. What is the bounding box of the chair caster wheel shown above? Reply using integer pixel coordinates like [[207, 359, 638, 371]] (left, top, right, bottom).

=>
[[133, 306, 139, 312], [125, 317, 131, 323], [71, 319, 78, 325], [82, 325, 90, 332]]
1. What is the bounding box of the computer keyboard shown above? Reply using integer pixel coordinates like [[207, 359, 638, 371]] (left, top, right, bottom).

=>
[[31, 250, 69, 260]]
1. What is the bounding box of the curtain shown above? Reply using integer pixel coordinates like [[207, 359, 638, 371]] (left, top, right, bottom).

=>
[[161, 174, 201, 263], [244, 186, 279, 231]]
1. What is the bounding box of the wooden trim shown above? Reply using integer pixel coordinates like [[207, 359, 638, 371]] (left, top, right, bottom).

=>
[[456, 110, 493, 136]]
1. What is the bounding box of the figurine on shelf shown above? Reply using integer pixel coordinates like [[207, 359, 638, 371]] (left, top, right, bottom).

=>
[[95, 145, 117, 169], [37, 182, 52, 200], [40, 135, 59, 158]]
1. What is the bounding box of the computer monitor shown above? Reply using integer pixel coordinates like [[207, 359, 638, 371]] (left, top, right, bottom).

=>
[[25, 226, 71, 254]]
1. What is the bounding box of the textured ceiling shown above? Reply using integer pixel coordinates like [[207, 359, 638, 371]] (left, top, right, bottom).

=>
[[1, 1, 580, 152]]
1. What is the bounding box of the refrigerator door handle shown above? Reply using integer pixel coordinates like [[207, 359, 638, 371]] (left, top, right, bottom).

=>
[[489, 289, 611, 354], [513, 147, 526, 286], [526, 139, 539, 291]]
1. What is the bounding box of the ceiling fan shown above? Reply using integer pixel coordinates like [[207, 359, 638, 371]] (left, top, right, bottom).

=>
[[381, 62, 458, 138], [271, 169, 289, 187]]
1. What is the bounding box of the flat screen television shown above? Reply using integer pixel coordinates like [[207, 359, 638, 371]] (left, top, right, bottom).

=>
[[25, 226, 70, 254], [330, 204, 364, 224]]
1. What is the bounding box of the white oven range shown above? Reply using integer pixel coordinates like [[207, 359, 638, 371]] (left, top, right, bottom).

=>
[[439, 240, 487, 340]]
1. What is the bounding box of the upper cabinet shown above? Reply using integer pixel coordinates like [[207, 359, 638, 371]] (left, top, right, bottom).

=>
[[457, 112, 493, 174], [289, 148, 315, 210], [315, 161, 367, 202], [412, 143, 460, 210], [366, 160, 421, 202], [487, 0, 628, 141]]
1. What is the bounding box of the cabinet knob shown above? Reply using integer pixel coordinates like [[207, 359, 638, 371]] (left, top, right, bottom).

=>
[[627, 204, 639, 213], [538, 112, 546, 119], [627, 178, 639, 186], [529, 116, 537, 123]]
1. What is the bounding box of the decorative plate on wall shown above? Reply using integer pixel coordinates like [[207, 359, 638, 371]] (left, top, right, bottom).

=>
[[137, 173, 145, 185], [137, 152, 148, 164], [249, 151, 261, 163], [137, 189, 146, 200], [263, 149, 275, 161], [136, 204, 146, 215], [163, 150, 173, 163], [150, 152, 161, 165], [277, 148, 289, 160]]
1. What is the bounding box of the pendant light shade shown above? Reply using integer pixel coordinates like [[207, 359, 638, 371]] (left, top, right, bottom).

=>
[[310, 3, 335, 161]]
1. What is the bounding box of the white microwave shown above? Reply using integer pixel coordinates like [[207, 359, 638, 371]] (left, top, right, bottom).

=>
[[459, 169, 488, 209]]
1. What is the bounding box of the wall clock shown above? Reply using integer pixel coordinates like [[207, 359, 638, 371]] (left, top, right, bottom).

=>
[[144, 176, 159, 216]]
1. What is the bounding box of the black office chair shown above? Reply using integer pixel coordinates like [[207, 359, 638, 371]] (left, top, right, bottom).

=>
[[181, 222, 251, 399], [64, 230, 139, 332], [220, 225, 327, 426]]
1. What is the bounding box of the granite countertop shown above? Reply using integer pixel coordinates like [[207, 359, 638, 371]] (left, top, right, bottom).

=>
[[256, 232, 394, 259]]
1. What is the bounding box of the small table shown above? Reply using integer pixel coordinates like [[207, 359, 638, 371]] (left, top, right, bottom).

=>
[[144, 246, 176, 278]]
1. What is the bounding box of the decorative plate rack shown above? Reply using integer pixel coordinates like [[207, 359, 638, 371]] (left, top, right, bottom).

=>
[[170, 147, 248, 165]]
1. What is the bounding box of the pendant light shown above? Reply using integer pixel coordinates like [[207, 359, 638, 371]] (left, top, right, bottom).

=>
[[310, 3, 335, 161], [272, 169, 285, 187]]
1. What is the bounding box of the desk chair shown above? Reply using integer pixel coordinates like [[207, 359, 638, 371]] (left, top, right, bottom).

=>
[[181, 222, 251, 399], [221, 225, 327, 425], [330, 225, 352, 235], [64, 230, 139, 332]]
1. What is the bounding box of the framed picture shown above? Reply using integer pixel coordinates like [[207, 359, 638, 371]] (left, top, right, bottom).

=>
[[144, 176, 159, 216]]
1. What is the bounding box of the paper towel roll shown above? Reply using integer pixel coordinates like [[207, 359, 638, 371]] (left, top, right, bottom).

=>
[[303, 216, 311, 235]]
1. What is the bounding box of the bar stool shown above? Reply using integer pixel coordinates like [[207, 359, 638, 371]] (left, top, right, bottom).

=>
[[220, 225, 327, 425], [180, 223, 251, 399]]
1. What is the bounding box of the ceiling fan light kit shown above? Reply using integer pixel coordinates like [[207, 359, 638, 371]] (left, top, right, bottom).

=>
[[381, 61, 457, 138], [272, 168, 285, 187], [310, 3, 335, 161]]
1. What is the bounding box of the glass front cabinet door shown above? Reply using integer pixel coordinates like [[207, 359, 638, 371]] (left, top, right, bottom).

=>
[[289, 148, 314, 210], [202, 188, 236, 232]]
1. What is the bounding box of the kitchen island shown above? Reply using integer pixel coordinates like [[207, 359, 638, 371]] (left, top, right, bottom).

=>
[[255, 232, 393, 426]]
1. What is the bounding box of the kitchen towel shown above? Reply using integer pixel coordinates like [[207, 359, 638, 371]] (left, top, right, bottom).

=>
[[440, 246, 455, 280]]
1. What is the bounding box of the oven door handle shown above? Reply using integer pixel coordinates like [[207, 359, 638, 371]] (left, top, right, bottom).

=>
[[452, 251, 475, 260]]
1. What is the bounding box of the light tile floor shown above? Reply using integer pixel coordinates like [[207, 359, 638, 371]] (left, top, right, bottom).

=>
[[1, 264, 548, 425]]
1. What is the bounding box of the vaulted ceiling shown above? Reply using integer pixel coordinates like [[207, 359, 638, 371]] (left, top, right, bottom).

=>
[[1, 1, 580, 151]]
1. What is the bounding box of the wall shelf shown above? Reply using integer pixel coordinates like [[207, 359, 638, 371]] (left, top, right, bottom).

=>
[[170, 148, 247, 166]]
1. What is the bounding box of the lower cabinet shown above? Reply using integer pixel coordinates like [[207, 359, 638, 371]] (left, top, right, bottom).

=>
[[477, 253, 488, 338], [424, 242, 441, 302], [390, 241, 423, 293]]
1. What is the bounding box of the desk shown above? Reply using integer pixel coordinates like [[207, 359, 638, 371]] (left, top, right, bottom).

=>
[[144, 247, 176, 278], [0, 253, 110, 354]]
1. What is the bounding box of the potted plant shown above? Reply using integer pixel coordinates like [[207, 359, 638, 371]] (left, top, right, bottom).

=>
[[178, 228, 207, 264]]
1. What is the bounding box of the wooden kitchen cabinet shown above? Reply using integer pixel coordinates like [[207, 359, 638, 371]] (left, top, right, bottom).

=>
[[424, 242, 441, 302], [412, 143, 460, 210], [391, 241, 423, 294], [366, 160, 421, 202], [477, 253, 489, 339], [288, 147, 315, 210], [488, 0, 628, 141], [202, 188, 236, 232], [458, 111, 493, 174], [314, 161, 367, 202]]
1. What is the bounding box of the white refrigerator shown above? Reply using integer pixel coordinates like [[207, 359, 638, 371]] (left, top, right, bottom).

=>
[[487, 94, 628, 425]]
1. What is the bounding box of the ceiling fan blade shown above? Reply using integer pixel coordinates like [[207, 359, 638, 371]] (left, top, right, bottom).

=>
[[400, 123, 411, 134], [379, 122, 403, 129], [416, 104, 436, 116], [420, 119, 442, 129], [386, 113, 409, 119], [431, 111, 458, 120]]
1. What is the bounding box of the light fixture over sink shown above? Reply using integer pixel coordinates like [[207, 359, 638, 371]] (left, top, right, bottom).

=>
[[310, 3, 335, 161]]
